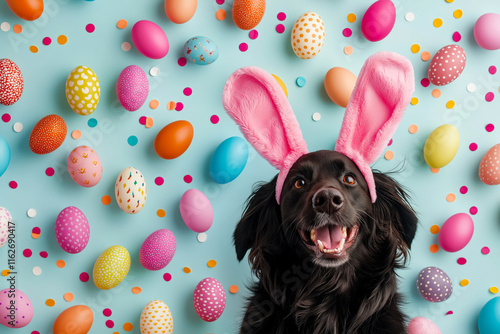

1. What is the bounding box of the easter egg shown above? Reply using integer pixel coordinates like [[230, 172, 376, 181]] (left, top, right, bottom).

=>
[[67, 146, 103, 187], [291, 12, 325, 60], [324, 67, 357, 108], [115, 167, 147, 214], [479, 143, 500, 185], [428, 45, 466, 86], [479, 297, 500, 334], [361, 0, 396, 42], [154, 120, 194, 159], [53, 305, 93, 334], [131, 20, 169, 59], [423, 124, 460, 168], [93, 245, 131, 290], [6, 0, 43, 21], [438, 213, 474, 252], [272, 74, 288, 98], [183, 36, 219, 65], [65, 65, 100, 116], [0, 136, 10, 177], [474, 14, 500, 50], [165, 0, 197, 24], [0, 289, 33, 328], [180, 189, 214, 233], [55, 206, 90, 254], [140, 300, 174, 334], [29, 114, 67, 154], [232, 0, 265, 30], [0, 59, 24, 105], [408, 317, 441, 334], [416, 267, 452, 302], [116, 65, 149, 112], [0, 207, 12, 249], [139, 229, 176, 271], [193, 277, 226, 322], [210, 137, 248, 184]]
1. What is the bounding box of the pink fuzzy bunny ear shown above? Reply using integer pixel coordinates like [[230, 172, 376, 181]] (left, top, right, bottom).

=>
[[335, 51, 415, 203], [223, 66, 308, 204]]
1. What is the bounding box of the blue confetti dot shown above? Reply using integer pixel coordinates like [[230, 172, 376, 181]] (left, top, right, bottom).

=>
[[87, 118, 98, 128], [296, 76, 306, 87], [127, 135, 138, 146]]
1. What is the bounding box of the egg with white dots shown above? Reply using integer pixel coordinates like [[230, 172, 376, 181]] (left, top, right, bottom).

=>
[[428, 45, 466, 86], [93, 245, 131, 290], [193, 277, 226, 322], [0, 207, 12, 249], [291, 11, 325, 60], [140, 229, 176, 271], [115, 167, 147, 214], [65, 65, 100, 116], [54, 206, 90, 254], [479, 143, 500, 185], [140, 300, 173, 334], [416, 267, 453, 302]]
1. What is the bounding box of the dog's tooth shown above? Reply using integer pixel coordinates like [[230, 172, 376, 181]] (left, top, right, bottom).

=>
[[310, 229, 316, 242], [342, 227, 347, 238], [317, 240, 324, 252], [339, 238, 345, 251]]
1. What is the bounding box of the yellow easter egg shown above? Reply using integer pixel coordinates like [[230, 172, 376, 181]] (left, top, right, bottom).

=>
[[93, 245, 130, 290], [272, 74, 288, 98], [140, 300, 173, 334], [65, 65, 100, 116], [424, 124, 460, 168]]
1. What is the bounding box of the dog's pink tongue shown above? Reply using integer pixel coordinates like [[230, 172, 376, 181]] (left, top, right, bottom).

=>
[[316, 225, 343, 249]]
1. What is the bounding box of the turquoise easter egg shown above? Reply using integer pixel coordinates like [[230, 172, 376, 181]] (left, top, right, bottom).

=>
[[479, 297, 500, 334], [183, 36, 219, 65], [210, 137, 248, 184], [0, 136, 10, 177]]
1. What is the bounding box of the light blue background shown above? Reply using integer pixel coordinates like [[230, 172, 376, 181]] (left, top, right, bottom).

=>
[[1, 0, 500, 333]]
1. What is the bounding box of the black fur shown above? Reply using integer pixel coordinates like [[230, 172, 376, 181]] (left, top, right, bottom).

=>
[[234, 151, 417, 334]]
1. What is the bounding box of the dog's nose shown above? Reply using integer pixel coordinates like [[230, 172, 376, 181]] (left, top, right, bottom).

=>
[[313, 188, 344, 213]]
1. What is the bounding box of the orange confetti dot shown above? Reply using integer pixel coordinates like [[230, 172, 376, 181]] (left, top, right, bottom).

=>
[[410, 97, 419, 105], [430, 244, 439, 253], [430, 225, 440, 234], [1, 269, 11, 276], [145, 117, 154, 128], [123, 323, 133, 331], [408, 124, 419, 134], [57, 35, 68, 45], [453, 9, 463, 19], [157, 209, 166, 218], [167, 101, 176, 110], [132, 287, 142, 294], [421, 51, 431, 61], [410, 44, 420, 53], [149, 99, 159, 109], [430, 167, 440, 173], [446, 193, 456, 202], [101, 195, 111, 205], [56, 260, 66, 268], [216, 8, 227, 21], [347, 13, 356, 23], [207, 260, 217, 268], [344, 45, 353, 55], [71, 130, 82, 139], [32, 232, 41, 239], [13, 24, 22, 34], [64, 292, 74, 302], [183, 267, 191, 273], [46, 299, 56, 307], [432, 89, 441, 98], [384, 150, 394, 160], [433, 18, 443, 28], [446, 100, 455, 109], [117, 19, 128, 29], [30, 45, 38, 53], [229, 285, 239, 294]]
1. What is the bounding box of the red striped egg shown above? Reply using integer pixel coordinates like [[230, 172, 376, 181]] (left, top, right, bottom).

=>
[[428, 45, 466, 86], [0, 59, 24, 106], [29, 115, 67, 154]]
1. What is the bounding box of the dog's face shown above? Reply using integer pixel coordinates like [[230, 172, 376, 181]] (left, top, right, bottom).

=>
[[280, 150, 372, 267]]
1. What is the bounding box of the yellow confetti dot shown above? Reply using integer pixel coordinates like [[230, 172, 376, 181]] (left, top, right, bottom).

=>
[[432, 89, 441, 98], [132, 287, 142, 294], [430, 225, 440, 234], [430, 244, 439, 253], [207, 260, 217, 268], [410, 97, 419, 105], [64, 292, 74, 302], [446, 100, 455, 109], [384, 151, 394, 160], [183, 267, 191, 273], [430, 167, 440, 173], [410, 44, 420, 53], [453, 9, 463, 19], [46, 299, 56, 307], [433, 18, 443, 28], [408, 124, 419, 134], [229, 285, 239, 294], [56, 260, 66, 268], [347, 13, 356, 23], [1, 269, 11, 276], [57, 35, 68, 45], [157, 209, 166, 218], [30, 45, 38, 53], [421, 51, 431, 61], [445, 0, 454, 2], [446, 193, 456, 202], [123, 322, 134, 331], [344, 45, 353, 55], [101, 195, 111, 206], [460, 279, 469, 287], [167, 101, 176, 110], [490, 287, 499, 294], [149, 99, 159, 109]]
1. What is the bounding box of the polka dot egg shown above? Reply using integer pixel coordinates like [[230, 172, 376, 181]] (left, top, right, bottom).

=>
[[193, 277, 226, 322], [54, 206, 90, 254], [479, 143, 500, 185], [140, 300, 173, 334], [416, 267, 453, 302], [115, 167, 147, 214], [65, 65, 100, 116], [0, 58, 24, 106], [67, 146, 103, 187], [139, 229, 176, 271], [0, 289, 33, 328], [291, 11, 325, 60], [428, 45, 466, 86], [93, 245, 131, 290], [0, 207, 11, 248]]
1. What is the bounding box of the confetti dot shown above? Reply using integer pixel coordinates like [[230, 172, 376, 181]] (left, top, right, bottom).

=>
[[433, 18, 443, 28], [2, 113, 11, 123], [87, 118, 98, 128], [460, 279, 469, 287], [489, 66, 497, 74], [278, 12, 287, 21], [312, 112, 321, 122], [408, 124, 419, 134], [210, 115, 219, 124], [420, 52, 431, 63], [410, 97, 419, 105], [132, 287, 142, 294], [446, 311, 454, 315], [27, 208, 37, 218], [121, 42, 131, 51], [239, 43, 248, 52], [430, 244, 439, 253], [445, 0, 454, 2], [421, 78, 430, 87], [486, 92, 495, 102], [146, 118, 154, 128], [2, 270, 11, 276], [344, 46, 353, 55], [452, 31, 461, 42], [155, 177, 164, 186], [13, 122, 23, 132], [45, 167, 55, 176], [453, 9, 463, 19], [446, 193, 456, 202], [56, 260, 66, 268], [106, 320, 114, 328], [229, 285, 239, 294], [446, 100, 455, 109], [33, 228, 42, 239], [482, 247, 490, 255], [384, 150, 394, 160], [178, 57, 187, 66], [39, 251, 47, 258], [175, 102, 184, 111], [183, 267, 191, 273], [127, 135, 138, 146], [167, 101, 176, 110], [430, 168, 440, 173], [117, 19, 128, 29], [149, 67, 159, 76], [86, 24, 95, 33], [64, 292, 74, 302], [184, 175, 193, 183], [296, 76, 306, 87], [470, 206, 478, 215], [42, 37, 52, 46], [30, 45, 39, 53], [216, 0, 224, 4], [460, 186, 468, 194], [207, 260, 217, 268], [410, 44, 420, 53], [0, 22, 10, 32], [216, 9, 226, 21], [469, 143, 478, 151], [343, 28, 352, 37], [101, 195, 111, 205], [432, 89, 441, 98], [486, 124, 495, 132], [183, 87, 192, 96], [9, 181, 18, 189], [467, 83, 477, 92], [24, 249, 32, 257], [347, 13, 356, 23], [276, 24, 285, 34], [197, 233, 207, 243], [46, 299, 55, 307], [163, 273, 172, 281], [103, 309, 112, 317], [491, 287, 499, 294], [80, 272, 90, 282], [33, 267, 42, 276], [71, 130, 82, 139], [149, 99, 159, 109], [139, 116, 147, 125], [430, 225, 440, 234], [249, 30, 258, 39], [157, 209, 166, 218], [13, 24, 22, 34], [123, 323, 133, 332]]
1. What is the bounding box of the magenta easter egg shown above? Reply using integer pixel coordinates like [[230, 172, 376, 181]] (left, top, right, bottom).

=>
[[416, 267, 453, 302], [0, 58, 24, 106], [139, 229, 176, 271], [408, 317, 441, 334], [361, 0, 396, 42], [116, 65, 149, 111], [55, 206, 90, 254], [67, 146, 103, 187], [438, 213, 474, 252], [0, 289, 33, 328], [428, 45, 466, 86], [479, 143, 500, 185], [180, 189, 213, 233], [131, 20, 169, 59], [474, 13, 500, 50], [193, 277, 226, 322]]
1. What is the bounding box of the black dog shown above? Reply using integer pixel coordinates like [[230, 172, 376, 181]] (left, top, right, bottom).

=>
[[234, 150, 417, 334]]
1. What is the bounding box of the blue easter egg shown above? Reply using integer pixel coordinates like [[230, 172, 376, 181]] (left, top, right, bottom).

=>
[[183, 36, 219, 65], [210, 137, 248, 184], [0, 136, 10, 177], [479, 297, 500, 334]]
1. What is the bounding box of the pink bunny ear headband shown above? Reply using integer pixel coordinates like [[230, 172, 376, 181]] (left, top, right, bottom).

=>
[[222, 51, 415, 204]]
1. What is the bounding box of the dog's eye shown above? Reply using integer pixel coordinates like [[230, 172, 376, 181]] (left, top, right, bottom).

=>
[[343, 175, 356, 185], [295, 179, 306, 189]]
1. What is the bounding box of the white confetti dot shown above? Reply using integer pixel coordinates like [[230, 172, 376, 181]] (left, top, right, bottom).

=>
[[312, 112, 321, 122], [27, 208, 37, 218], [0, 22, 11, 32], [467, 83, 477, 92], [13, 122, 23, 132], [150, 67, 159, 77], [33, 266, 42, 276], [121, 42, 131, 52], [197, 233, 207, 243], [405, 12, 415, 22]]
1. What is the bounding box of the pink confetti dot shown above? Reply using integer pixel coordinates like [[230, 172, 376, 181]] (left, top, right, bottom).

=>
[[45, 167, 55, 176], [32, 227, 41, 234], [276, 24, 285, 34], [85, 24, 95, 33], [183, 87, 192, 96], [482, 247, 490, 255], [249, 30, 259, 39], [23, 249, 32, 257], [79, 272, 90, 282], [210, 115, 219, 124], [139, 116, 147, 125], [421, 78, 430, 87], [103, 309, 112, 317], [155, 177, 164, 186], [42, 37, 51, 46], [457, 257, 467, 265], [2, 113, 11, 123], [460, 186, 468, 194], [486, 124, 495, 132], [216, 0, 224, 4], [9, 181, 17, 189], [277, 12, 286, 21], [343, 28, 352, 37], [486, 92, 495, 102], [388, 139, 393, 146], [178, 57, 187, 67], [489, 66, 497, 75], [40, 251, 48, 258], [184, 175, 193, 183], [470, 206, 478, 215], [446, 311, 454, 315], [105, 320, 114, 328], [469, 143, 478, 151], [452, 31, 461, 42], [32, 331, 40, 334], [163, 273, 172, 281], [239, 43, 248, 52], [175, 102, 184, 111]]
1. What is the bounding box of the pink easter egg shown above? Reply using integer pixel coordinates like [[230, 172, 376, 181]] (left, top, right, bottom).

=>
[[180, 189, 214, 233], [193, 277, 226, 322], [361, 0, 396, 42], [428, 45, 466, 86], [67, 146, 103, 187], [0, 207, 11, 248], [408, 317, 441, 334], [474, 13, 500, 50], [139, 229, 176, 271], [131, 20, 169, 59], [0, 289, 33, 328], [55, 206, 90, 254], [479, 143, 500, 185], [438, 213, 474, 252], [116, 65, 149, 111]]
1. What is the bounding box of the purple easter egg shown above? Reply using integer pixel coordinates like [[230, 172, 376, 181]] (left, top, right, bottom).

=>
[[416, 267, 453, 302]]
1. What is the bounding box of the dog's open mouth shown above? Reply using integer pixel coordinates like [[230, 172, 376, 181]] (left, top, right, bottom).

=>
[[301, 224, 359, 258]]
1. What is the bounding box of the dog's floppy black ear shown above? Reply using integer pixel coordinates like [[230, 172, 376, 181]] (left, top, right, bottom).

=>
[[372, 171, 418, 260]]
